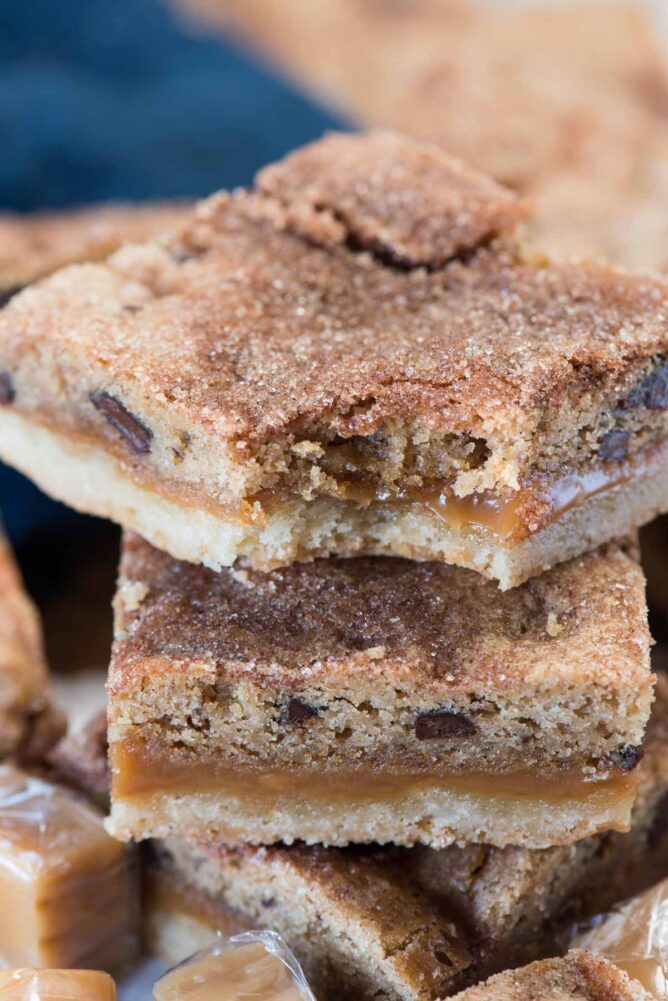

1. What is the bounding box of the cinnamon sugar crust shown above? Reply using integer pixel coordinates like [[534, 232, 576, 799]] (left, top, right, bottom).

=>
[[450, 952, 650, 1001], [106, 533, 653, 847], [3, 133, 668, 577], [0, 532, 64, 761], [0, 201, 191, 301]]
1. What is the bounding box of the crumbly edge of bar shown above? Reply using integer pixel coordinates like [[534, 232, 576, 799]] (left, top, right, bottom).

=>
[[147, 839, 474, 1001]]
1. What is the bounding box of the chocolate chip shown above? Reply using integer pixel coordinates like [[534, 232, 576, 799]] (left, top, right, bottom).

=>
[[625, 364, 668, 410], [90, 391, 153, 454], [281, 697, 318, 725], [0, 372, 14, 405], [415, 709, 477, 740], [645, 366, 668, 409], [611, 744, 643, 772], [122, 304, 142, 314], [261, 897, 275, 908], [598, 429, 630, 463]]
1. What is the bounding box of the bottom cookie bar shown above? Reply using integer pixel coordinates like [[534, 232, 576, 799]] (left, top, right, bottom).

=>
[[108, 535, 653, 850], [142, 677, 668, 1001]]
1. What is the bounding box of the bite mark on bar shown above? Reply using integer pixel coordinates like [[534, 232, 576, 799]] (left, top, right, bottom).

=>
[[415, 709, 477, 740], [90, 390, 153, 455]]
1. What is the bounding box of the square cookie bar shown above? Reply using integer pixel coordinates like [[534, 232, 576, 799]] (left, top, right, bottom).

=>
[[4, 134, 668, 584], [145, 681, 668, 1001], [63, 680, 668, 1001], [0, 531, 64, 760], [107, 532, 653, 849]]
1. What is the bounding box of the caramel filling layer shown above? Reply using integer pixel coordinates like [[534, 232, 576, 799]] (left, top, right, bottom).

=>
[[112, 737, 637, 813], [333, 461, 639, 541]]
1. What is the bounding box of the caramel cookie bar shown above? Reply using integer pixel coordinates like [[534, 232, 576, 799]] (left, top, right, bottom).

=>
[[107, 532, 653, 849], [449, 952, 650, 1001], [0, 531, 64, 761], [65, 680, 668, 1001], [4, 135, 668, 583], [0, 202, 190, 306], [144, 688, 668, 1001]]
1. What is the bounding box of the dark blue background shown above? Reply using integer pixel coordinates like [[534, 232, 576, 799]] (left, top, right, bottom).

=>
[[0, 0, 346, 545]]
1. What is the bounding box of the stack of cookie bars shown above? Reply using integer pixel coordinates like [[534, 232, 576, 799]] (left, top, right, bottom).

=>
[[4, 129, 668, 999]]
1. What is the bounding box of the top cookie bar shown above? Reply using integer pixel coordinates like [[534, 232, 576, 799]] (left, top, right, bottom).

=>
[[2, 132, 668, 584]]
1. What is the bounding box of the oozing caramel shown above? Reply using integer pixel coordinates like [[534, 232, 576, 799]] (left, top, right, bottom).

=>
[[154, 942, 305, 1001], [112, 735, 637, 817], [0, 969, 116, 1001], [31, 409, 664, 541], [253, 445, 653, 542]]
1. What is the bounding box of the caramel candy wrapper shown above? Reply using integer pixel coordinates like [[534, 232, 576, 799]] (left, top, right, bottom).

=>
[[575, 877, 668, 998], [0, 969, 116, 1000], [153, 931, 316, 1001]]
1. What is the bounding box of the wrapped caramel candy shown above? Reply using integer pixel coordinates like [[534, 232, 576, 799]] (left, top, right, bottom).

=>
[[0, 969, 116, 1000], [0, 765, 138, 970], [576, 877, 668, 999], [153, 931, 316, 1001]]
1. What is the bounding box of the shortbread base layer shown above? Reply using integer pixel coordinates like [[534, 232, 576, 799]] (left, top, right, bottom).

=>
[[108, 767, 636, 849], [4, 410, 668, 586]]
